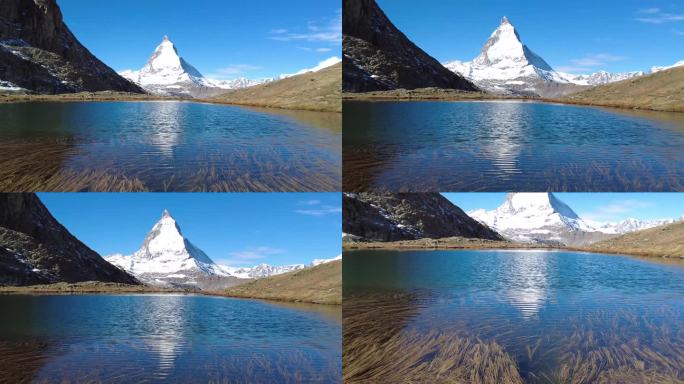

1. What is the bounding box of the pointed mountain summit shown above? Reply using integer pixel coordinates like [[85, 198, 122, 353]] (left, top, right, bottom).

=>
[[120, 36, 267, 98], [343, 0, 477, 92], [471, 16, 554, 72], [469, 193, 676, 245], [105, 210, 310, 288], [444, 17, 643, 97], [106, 209, 228, 286]]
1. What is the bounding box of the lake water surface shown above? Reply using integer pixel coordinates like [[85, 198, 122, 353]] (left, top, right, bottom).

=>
[[343, 250, 684, 383], [0, 294, 341, 383], [0, 101, 341, 192], [343, 101, 684, 191]]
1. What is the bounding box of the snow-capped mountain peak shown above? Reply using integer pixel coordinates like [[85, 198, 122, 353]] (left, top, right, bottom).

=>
[[444, 17, 570, 96], [474, 193, 590, 234], [105, 209, 224, 283], [472, 16, 552, 72], [468, 193, 678, 246], [444, 17, 646, 96], [119, 35, 268, 97]]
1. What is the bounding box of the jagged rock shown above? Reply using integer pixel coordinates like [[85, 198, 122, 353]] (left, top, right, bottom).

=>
[[0, 0, 144, 94], [343, 192, 502, 242], [0, 194, 139, 286], [342, 0, 477, 92]]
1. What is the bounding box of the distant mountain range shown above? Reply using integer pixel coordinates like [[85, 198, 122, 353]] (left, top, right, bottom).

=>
[[0, 194, 138, 286], [106, 210, 338, 289], [119, 36, 271, 98], [341, 2, 683, 99], [342, 0, 476, 92], [443, 17, 646, 97], [0, 0, 143, 94], [468, 193, 679, 246], [343, 192, 502, 242]]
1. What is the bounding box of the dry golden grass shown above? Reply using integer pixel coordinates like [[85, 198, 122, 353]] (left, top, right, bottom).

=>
[[0, 282, 186, 294], [344, 293, 524, 384], [0, 91, 173, 103], [343, 236, 547, 251], [344, 293, 684, 384], [558, 65, 684, 112], [216, 260, 341, 305], [208, 63, 341, 113], [537, 309, 684, 384], [582, 221, 684, 259], [343, 87, 514, 102]]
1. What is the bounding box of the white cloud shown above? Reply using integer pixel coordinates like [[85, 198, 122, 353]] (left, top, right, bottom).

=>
[[229, 246, 285, 260], [294, 199, 341, 216], [557, 54, 626, 74], [580, 199, 655, 221], [316, 47, 333, 53], [270, 9, 341, 44], [206, 64, 263, 80], [299, 199, 322, 206], [638, 8, 661, 14], [635, 8, 684, 24], [212, 64, 262, 76]]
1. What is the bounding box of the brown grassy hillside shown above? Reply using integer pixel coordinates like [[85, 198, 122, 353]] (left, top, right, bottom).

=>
[[208, 63, 341, 113], [585, 221, 684, 258], [560, 66, 684, 112], [217, 260, 341, 305]]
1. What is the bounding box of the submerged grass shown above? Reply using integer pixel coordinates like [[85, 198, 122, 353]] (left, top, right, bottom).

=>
[[344, 292, 684, 384], [344, 293, 524, 383], [0, 141, 339, 192]]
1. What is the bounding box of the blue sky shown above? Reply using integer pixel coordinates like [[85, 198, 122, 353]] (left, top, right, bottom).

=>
[[377, 0, 684, 73], [444, 193, 684, 222], [38, 193, 341, 267], [58, 0, 341, 79]]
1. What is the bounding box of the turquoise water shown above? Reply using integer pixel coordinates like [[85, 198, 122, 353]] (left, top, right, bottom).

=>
[[0, 294, 341, 383], [0, 101, 341, 191], [344, 250, 684, 382], [343, 101, 684, 191]]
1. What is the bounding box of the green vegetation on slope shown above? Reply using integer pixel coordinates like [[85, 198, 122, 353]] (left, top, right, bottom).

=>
[[217, 260, 341, 305], [560, 66, 684, 112], [208, 63, 341, 113], [585, 221, 684, 258]]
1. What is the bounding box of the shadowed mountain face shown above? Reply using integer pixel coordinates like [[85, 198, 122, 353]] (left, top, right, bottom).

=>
[[0, 194, 139, 286], [343, 193, 503, 242], [342, 0, 477, 92], [0, 0, 144, 94]]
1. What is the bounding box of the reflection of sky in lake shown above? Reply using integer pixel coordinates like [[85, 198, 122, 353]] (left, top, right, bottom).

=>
[[344, 250, 684, 379], [0, 101, 341, 191], [0, 294, 341, 383], [343, 101, 684, 191]]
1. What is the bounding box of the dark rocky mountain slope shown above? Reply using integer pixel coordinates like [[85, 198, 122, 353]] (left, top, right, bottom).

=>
[[342, 0, 477, 92], [343, 193, 502, 242], [0, 0, 144, 94], [0, 193, 139, 286]]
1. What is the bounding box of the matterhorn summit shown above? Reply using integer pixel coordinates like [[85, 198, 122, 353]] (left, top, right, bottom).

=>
[[120, 36, 267, 98], [469, 193, 677, 246], [444, 18, 642, 96], [105, 209, 230, 286], [106, 209, 328, 288]]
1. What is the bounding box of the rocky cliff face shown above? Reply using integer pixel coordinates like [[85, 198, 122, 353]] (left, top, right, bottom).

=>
[[0, 0, 144, 94], [0, 194, 139, 286], [343, 193, 502, 242], [342, 0, 477, 92]]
